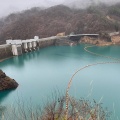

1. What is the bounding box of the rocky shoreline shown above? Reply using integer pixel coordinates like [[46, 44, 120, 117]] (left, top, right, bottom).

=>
[[55, 33, 120, 47], [79, 35, 120, 46], [0, 70, 18, 91]]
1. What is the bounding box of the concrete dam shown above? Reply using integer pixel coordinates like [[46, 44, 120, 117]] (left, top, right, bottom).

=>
[[0, 36, 67, 60], [5, 36, 56, 55], [0, 34, 99, 60]]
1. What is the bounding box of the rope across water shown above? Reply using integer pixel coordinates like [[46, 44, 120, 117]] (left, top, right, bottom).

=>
[[84, 45, 120, 61], [65, 45, 120, 120]]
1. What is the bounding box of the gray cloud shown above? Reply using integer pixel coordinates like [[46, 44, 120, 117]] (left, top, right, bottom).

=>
[[0, 0, 120, 18], [0, 0, 64, 17]]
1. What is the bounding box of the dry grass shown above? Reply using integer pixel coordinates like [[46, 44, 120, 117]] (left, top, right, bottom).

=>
[[0, 95, 110, 120]]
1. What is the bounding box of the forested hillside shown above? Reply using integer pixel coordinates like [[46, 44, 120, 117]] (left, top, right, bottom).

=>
[[0, 3, 120, 44]]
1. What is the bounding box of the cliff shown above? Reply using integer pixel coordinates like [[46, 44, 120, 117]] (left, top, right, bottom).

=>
[[0, 70, 18, 91]]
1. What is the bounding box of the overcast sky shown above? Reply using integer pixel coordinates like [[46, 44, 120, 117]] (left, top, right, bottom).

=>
[[0, 0, 120, 18], [0, 0, 64, 17]]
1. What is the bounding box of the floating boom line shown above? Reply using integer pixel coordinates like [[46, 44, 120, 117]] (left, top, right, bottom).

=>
[[65, 45, 120, 120]]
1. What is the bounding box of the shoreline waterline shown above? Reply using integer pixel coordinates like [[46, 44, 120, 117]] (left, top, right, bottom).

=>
[[0, 56, 14, 63]]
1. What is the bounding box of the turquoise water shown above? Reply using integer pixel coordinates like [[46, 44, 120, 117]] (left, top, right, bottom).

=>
[[0, 44, 120, 119]]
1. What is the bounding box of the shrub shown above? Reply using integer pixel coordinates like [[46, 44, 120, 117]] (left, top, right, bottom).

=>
[[108, 7, 120, 17], [0, 96, 110, 120]]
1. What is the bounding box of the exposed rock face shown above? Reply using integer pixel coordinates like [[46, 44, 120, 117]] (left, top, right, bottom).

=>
[[79, 36, 113, 46], [111, 35, 120, 44], [79, 36, 98, 45], [0, 70, 18, 91]]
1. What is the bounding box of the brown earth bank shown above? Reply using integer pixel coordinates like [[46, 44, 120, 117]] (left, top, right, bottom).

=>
[[0, 70, 18, 91], [79, 35, 120, 46]]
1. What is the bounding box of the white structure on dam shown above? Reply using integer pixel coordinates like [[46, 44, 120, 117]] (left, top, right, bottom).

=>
[[6, 36, 39, 56], [12, 44, 22, 56]]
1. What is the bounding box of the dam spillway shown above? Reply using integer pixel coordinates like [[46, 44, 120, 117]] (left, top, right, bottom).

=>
[[0, 35, 73, 59], [2, 36, 58, 57]]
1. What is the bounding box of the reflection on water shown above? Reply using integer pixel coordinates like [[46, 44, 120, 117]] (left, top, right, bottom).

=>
[[0, 90, 14, 104], [0, 106, 6, 118], [0, 50, 41, 68], [0, 57, 24, 68], [89, 45, 120, 58]]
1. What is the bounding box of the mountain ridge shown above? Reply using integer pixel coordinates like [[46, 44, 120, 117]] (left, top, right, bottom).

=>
[[0, 3, 120, 44]]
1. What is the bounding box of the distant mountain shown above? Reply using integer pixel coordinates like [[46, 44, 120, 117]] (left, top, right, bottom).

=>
[[63, 0, 120, 9], [0, 3, 120, 44]]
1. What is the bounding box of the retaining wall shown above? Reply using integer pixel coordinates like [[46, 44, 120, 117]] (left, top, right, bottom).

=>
[[38, 38, 56, 48], [0, 45, 13, 60]]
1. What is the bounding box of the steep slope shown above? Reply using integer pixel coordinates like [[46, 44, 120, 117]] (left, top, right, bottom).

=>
[[0, 4, 120, 44]]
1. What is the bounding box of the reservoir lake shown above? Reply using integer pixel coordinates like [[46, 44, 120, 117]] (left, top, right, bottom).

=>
[[0, 44, 120, 119]]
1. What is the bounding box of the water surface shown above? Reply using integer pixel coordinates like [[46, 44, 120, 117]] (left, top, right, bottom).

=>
[[0, 45, 120, 119]]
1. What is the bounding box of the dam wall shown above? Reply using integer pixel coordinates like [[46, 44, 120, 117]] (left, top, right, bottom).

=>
[[0, 45, 13, 60], [0, 36, 60, 61], [0, 35, 79, 61], [38, 36, 57, 48]]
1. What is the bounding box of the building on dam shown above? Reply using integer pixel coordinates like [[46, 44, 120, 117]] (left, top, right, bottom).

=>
[[6, 36, 39, 56]]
